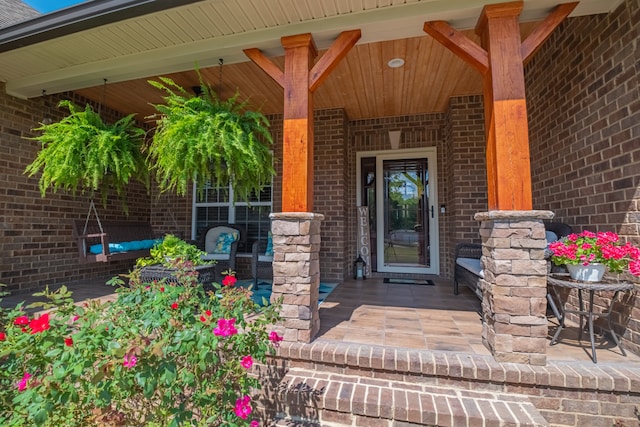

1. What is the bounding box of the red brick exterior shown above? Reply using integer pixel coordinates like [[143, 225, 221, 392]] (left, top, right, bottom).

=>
[[343, 97, 487, 280], [444, 95, 488, 277], [526, 0, 640, 355], [313, 109, 350, 280], [150, 191, 192, 241], [446, 95, 488, 245], [0, 0, 637, 357]]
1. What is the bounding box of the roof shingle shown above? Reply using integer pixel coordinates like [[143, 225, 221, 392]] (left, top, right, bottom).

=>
[[0, 0, 40, 29]]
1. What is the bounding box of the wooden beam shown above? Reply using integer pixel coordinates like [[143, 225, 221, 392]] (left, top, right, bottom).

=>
[[245, 31, 360, 212], [309, 29, 361, 92], [483, 74, 497, 209], [521, 2, 578, 64], [423, 20, 488, 74], [243, 48, 285, 88], [425, 1, 572, 211], [281, 33, 316, 211], [476, 1, 532, 210]]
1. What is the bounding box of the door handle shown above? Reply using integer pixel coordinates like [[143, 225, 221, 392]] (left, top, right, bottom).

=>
[[431, 205, 434, 218]]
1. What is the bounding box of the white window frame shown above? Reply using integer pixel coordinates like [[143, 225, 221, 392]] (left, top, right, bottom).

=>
[[191, 183, 273, 245]]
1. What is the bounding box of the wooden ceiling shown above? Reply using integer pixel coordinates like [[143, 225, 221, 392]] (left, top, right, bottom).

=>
[[0, 0, 619, 121], [74, 25, 536, 122]]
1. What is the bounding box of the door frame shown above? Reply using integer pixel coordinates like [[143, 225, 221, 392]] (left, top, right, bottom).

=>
[[356, 148, 440, 275]]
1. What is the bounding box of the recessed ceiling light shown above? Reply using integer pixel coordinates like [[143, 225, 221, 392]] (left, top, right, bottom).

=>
[[387, 58, 405, 68]]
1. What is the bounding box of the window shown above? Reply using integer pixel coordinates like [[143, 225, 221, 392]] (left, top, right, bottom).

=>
[[193, 181, 272, 253]]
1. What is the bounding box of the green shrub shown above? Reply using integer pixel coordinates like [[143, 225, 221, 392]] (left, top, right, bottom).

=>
[[0, 261, 282, 426], [136, 234, 209, 268]]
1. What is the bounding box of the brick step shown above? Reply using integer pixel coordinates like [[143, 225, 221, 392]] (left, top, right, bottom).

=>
[[267, 367, 549, 427]]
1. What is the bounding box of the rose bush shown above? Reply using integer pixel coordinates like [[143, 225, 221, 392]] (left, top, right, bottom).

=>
[[549, 230, 640, 276], [0, 260, 282, 426]]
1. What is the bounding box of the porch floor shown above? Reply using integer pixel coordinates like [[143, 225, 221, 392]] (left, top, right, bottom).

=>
[[317, 277, 640, 364], [3, 275, 639, 364]]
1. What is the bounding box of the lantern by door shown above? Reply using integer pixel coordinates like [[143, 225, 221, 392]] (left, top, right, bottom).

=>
[[354, 255, 366, 280]]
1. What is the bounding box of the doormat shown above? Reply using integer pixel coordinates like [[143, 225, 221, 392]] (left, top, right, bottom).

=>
[[383, 278, 435, 286]]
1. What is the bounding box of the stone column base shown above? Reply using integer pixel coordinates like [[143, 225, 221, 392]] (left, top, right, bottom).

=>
[[269, 212, 324, 343], [474, 210, 554, 365]]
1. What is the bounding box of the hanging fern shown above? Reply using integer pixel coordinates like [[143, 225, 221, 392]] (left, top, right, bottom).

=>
[[25, 100, 148, 206], [147, 74, 275, 200]]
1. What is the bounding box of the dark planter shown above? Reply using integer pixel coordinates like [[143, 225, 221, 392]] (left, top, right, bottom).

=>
[[139, 264, 217, 288]]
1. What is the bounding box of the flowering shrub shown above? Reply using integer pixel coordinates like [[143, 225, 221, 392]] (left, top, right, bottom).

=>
[[0, 260, 282, 426], [549, 230, 640, 275]]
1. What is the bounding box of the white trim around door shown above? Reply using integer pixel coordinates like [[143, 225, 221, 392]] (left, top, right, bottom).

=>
[[356, 148, 439, 275]]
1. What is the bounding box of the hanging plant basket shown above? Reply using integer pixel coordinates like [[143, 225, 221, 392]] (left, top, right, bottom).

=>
[[146, 74, 275, 200], [25, 100, 149, 206]]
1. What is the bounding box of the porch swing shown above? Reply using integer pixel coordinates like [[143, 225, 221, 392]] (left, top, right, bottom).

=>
[[72, 200, 158, 264]]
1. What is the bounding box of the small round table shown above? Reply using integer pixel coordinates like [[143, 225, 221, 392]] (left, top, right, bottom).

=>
[[547, 274, 634, 363]]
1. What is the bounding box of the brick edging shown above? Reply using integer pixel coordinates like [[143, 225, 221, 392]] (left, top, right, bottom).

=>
[[275, 340, 640, 393]]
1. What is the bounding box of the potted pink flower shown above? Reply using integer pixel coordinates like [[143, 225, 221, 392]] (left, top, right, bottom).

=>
[[549, 230, 640, 281]]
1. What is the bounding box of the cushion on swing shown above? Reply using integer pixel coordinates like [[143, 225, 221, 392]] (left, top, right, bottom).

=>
[[89, 239, 158, 255], [73, 219, 158, 263]]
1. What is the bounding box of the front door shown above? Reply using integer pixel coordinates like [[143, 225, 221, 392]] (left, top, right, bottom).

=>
[[358, 149, 439, 275]]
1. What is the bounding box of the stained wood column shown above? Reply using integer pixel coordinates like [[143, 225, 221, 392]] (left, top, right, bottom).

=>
[[245, 30, 361, 212], [479, 3, 530, 210], [282, 34, 315, 212], [424, 1, 577, 211]]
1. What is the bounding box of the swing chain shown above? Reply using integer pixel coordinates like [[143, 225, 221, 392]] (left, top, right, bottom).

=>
[[82, 200, 104, 235]]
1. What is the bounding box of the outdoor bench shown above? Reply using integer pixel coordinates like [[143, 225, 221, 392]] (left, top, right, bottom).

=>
[[453, 243, 484, 299], [72, 220, 158, 263], [453, 222, 573, 300]]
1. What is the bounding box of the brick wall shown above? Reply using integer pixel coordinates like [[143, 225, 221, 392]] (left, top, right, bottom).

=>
[[526, 0, 640, 355], [0, 85, 153, 293], [446, 95, 487, 276], [527, 0, 639, 235], [313, 109, 349, 281], [149, 190, 192, 241]]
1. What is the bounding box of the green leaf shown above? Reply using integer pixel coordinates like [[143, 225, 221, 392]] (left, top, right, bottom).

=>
[[143, 378, 156, 398], [72, 363, 84, 377], [98, 389, 112, 404], [33, 408, 48, 425], [44, 345, 64, 358], [160, 362, 177, 385], [52, 365, 67, 380]]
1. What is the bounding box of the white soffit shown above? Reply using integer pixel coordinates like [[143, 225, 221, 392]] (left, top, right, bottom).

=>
[[1, 0, 624, 99]]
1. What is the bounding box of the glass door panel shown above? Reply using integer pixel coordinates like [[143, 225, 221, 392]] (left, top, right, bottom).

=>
[[375, 153, 437, 274]]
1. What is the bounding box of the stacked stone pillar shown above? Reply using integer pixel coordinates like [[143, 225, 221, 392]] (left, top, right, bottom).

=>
[[269, 212, 324, 343], [474, 210, 554, 365]]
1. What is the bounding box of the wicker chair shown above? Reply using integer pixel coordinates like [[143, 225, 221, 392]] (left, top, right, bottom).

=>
[[544, 221, 573, 273], [251, 239, 273, 289], [198, 224, 244, 280], [544, 222, 573, 243]]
